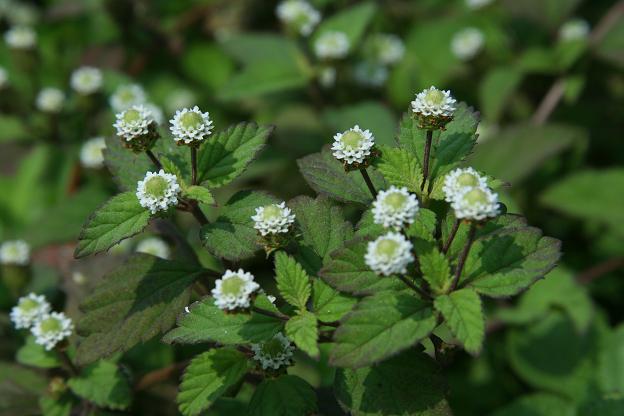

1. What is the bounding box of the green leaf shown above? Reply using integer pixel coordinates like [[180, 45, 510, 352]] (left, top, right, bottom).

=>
[[354, 210, 386, 239], [311, 279, 357, 323], [405, 208, 438, 243], [331, 291, 437, 368], [67, 360, 132, 410], [39, 393, 75, 416], [181, 43, 234, 91], [202, 190, 277, 261], [0, 115, 30, 143], [75, 254, 206, 364], [313, 2, 376, 48], [178, 349, 249, 416], [434, 288, 485, 355], [418, 243, 452, 294], [505, 0, 583, 29], [323, 102, 397, 147], [196, 122, 273, 188], [491, 393, 575, 416], [16, 336, 60, 369], [375, 145, 423, 194], [220, 33, 302, 65], [320, 238, 404, 296], [185, 186, 215, 206], [285, 311, 319, 359], [297, 147, 385, 205], [248, 375, 317, 416], [74, 192, 151, 258], [163, 295, 282, 345], [597, 324, 624, 397], [479, 67, 524, 122], [334, 351, 451, 416], [579, 398, 624, 416], [275, 252, 311, 310]]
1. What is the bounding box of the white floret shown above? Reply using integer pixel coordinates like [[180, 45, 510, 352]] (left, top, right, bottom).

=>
[[4, 26, 36, 49], [109, 84, 147, 112], [559, 19, 590, 41], [365, 232, 414, 276], [331, 125, 375, 165], [10, 293, 50, 329], [353, 61, 388, 87], [314, 31, 350, 59], [169, 106, 214, 145], [451, 27, 485, 61], [411, 86, 457, 118], [252, 202, 296, 236], [251, 332, 295, 370], [136, 237, 170, 259], [136, 170, 181, 214], [372, 186, 420, 230], [80, 137, 107, 169], [70, 66, 102, 95], [442, 167, 488, 203], [36, 87, 65, 113], [31, 312, 73, 351], [452, 185, 500, 221], [113, 105, 154, 142], [276, 0, 321, 36], [212, 269, 260, 311], [367, 33, 405, 65], [0, 240, 30, 265], [466, 0, 494, 9]]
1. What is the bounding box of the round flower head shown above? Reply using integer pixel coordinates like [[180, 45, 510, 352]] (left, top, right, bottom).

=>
[[143, 102, 164, 125], [10, 293, 50, 329], [0, 240, 30, 265], [466, 0, 494, 9], [319, 66, 336, 88], [212, 268, 260, 311], [251, 332, 295, 370], [0, 66, 8, 89], [4, 26, 36, 49], [353, 61, 388, 88], [559, 19, 590, 41], [70, 66, 102, 95], [372, 186, 420, 230], [80, 137, 107, 169], [113, 104, 157, 151], [366, 33, 405, 65], [169, 106, 214, 145], [136, 170, 181, 214], [452, 185, 500, 221], [109, 84, 147, 112], [411, 86, 457, 130], [276, 0, 321, 37], [136, 237, 170, 259], [442, 167, 488, 203], [331, 125, 375, 166], [31, 312, 73, 351], [365, 232, 414, 276], [36, 88, 65, 114], [252, 202, 296, 236], [451, 27, 485, 61], [314, 31, 350, 60]]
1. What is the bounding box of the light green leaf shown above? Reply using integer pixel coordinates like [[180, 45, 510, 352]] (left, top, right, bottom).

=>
[[74, 192, 151, 259], [491, 393, 575, 416], [479, 67, 524, 122], [0, 115, 30, 143], [275, 252, 311, 310], [16, 336, 60, 369], [75, 254, 206, 364], [248, 375, 317, 416], [311, 279, 357, 323], [354, 210, 386, 240], [313, 2, 376, 47], [434, 288, 485, 355], [331, 291, 437, 368], [178, 349, 249, 416], [375, 145, 423, 194], [405, 208, 438, 243], [181, 43, 234, 91], [597, 324, 624, 397], [220, 33, 302, 65], [417, 243, 452, 294], [285, 311, 319, 359], [185, 185, 215, 206], [68, 360, 132, 410]]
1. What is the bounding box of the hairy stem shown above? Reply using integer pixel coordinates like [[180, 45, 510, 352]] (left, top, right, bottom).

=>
[[420, 130, 433, 191], [145, 149, 163, 171], [450, 222, 477, 291], [359, 168, 377, 198], [397, 274, 431, 300], [442, 219, 461, 254]]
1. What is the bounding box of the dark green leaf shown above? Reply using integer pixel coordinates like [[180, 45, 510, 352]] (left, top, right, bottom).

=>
[[434, 288, 485, 355], [248, 375, 317, 416], [491, 393, 575, 416], [597, 324, 624, 397], [275, 252, 311, 310], [68, 360, 132, 410], [285, 311, 319, 359]]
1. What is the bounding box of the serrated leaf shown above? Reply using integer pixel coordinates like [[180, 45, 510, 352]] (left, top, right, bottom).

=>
[[178, 349, 249, 416], [417, 243, 452, 294], [312, 279, 357, 323], [331, 291, 437, 368], [185, 185, 215, 205], [161, 154, 188, 190], [163, 295, 282, 345], [320, 238, 403, 296], [248, 375, 317, 416], [75, 254, 206, 364], [202, 190, 277, 261], [312, 2, 376, 47], [67, 360, 131, 410], [297, 147, 385, 205], [74, 192, 151, 258], [196, 123, 272, 188], [354, 210, 386, 239], [375, 145, 423, 194], [16, 336, 60, 369], [275, 252, 311, 310], [405, 208, 437, 243], [334, 350, 451, 416], [285, 311, 319, 359], [434, 288, 485, 354]]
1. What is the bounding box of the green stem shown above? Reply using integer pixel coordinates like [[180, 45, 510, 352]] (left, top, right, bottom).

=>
[[420, 130, 433, 191], [450, 223, 477, 291]]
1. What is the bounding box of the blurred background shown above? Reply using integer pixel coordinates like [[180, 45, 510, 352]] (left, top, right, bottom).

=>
[[0, 0, 623, 415]]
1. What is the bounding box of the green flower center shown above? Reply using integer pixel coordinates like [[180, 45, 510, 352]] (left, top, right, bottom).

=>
[[144, 176, 168, 198], [19, 298, 39, 312], [180, 112, 203, 129], [261, 205, 282, 221], [341, 131, 363, 149], [220, 276, 245, 296], [463, 188, 488, 205], [39, 317, 62, 334], [123, 109, 141, 123], [261, 338, 285, 357], [118, 89, 136, 103], [457, 172, 479, 187], [425, 89, 445, 106], [383, 192, 407, 211], [376, 239, 399, 258]]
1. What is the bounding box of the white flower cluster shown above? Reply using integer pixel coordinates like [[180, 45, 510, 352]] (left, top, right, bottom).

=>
[[353, 61, 388, 88], [169, 106, 214, 145], [10, 294, 73, 350], [367, 33, 405, 65], [443, 167, 488, 202], [466, 0, 494, 9], [0, 240, 30, 265], [70, 66, 103, 95], [36, 87, 65, 113], [251, 332, 295, 370], [372, 186, 420, 230], [136, 170, 181, 214], [315, 31, 350, 59], [365, 232, 414, 276], [80, 136, 107, 169], [252, 202, 296, 236], [276, 0, 321, 37], [136, 237, 170, 259], [411, 86, 457, 118], [451, 27, 485, 61], [4, 26, 36, 49], [10, 293, 50, 329], [113, 105, 154, 142], [0, 66, 8, 89], [559, 19, 590, 41], [212, 269, 260, 311], [331, 125, 375, 165], [444, 167, 499, 221], [110, 83, 146, 112]]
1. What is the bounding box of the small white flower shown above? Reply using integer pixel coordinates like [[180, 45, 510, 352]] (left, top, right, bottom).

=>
[[212, 269, 260, 311], [314, 31, 350, 59], [367, 33, 405, 65], [466, 0, 494, 9], [72, 271, 87, 285], [169, 106, 214, 145], [451, 27, 485, 61], [267, 295, 277, 304], [10, 293, 50, 329], [0, 66, 8, 89], [353, 61, 389, 87], [136, 237, 170, 259], [31, 312, 73, 351], [36, 87, 65, 114], [4, 26, 36, 49], [276, 0, 321, 36], [70, 66, 102, 95], [136, 170, 181, 214], [251, 332, 295, 370], [372, 186, 420, 230], [143, 102, 164, 125], [318, 66, 336, 88], [109, 84, 147, 112], [252, 202, 296, 236], [452, 185, 500, 221], [559, 19, 590, 41], [365, 232, 414, 276], [331, 125, 375, 165], [0, 240, 30, 265], [442, 167, 488, 203], [113, 105, 154, 142], [80, 137, 107, 169], [411, 86, 457, 118]]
